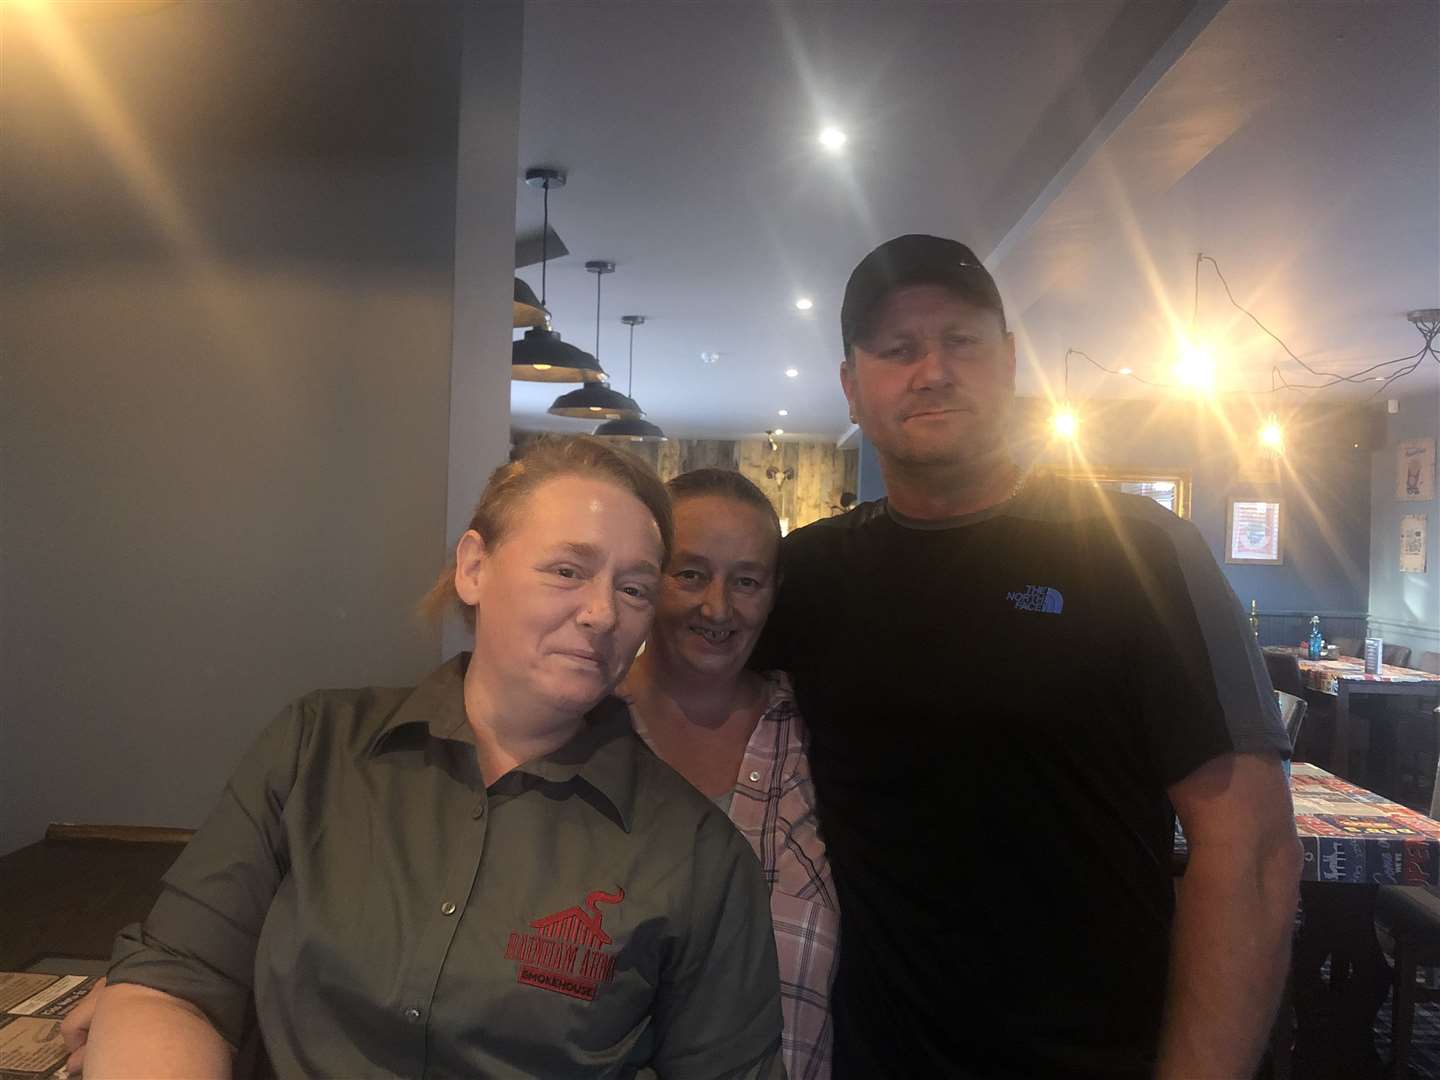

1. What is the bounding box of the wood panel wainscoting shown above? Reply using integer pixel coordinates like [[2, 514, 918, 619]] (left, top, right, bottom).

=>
[[514, 432, 860, 533], [0, 824, 195, 970]]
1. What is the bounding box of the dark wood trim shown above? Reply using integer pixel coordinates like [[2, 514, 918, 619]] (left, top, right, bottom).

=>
[[45, 823, 196, 845]]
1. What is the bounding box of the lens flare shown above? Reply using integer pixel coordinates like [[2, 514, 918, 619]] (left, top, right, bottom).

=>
[[1051, 404, 1079, 441], [1174, 339, 1217, 393], [1259, 415, 1285, 453]]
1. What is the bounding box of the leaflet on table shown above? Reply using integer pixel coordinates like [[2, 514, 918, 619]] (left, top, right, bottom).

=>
[[0, 972, 100, 1079]]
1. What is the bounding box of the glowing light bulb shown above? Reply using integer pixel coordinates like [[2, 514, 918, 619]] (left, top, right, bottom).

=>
[[778, 409, 789, 417], [774, 428, 785, 436], [794, 297, 814, 311], [1118, 367, 1133, 376], [1051, 403, 1079, 441], [531, 363, 552, 371], [589, 406, 603, 412], [1174, 339, 1216, 393], [818, 127, 847, 152], [785, 367, 799, 378], [1259, 415, 1285, 453]]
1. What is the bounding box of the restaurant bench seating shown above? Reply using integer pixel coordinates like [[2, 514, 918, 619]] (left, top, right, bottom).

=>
[[0, 824, 193, 970], [1376, 711, 1440, 1079]]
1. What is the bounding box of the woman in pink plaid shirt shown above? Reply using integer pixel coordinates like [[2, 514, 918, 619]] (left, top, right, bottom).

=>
[[622, 468, 837, 1080]]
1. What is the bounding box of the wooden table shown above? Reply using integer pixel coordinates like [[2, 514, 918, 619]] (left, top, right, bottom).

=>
[[1267, 647, 1440, 784], [1177, 763, 1440, 1077], [1285, 764, 1440, 1078]]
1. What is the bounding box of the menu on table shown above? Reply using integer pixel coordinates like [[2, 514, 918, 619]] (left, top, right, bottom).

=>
[[0, 973, 99, 1080]]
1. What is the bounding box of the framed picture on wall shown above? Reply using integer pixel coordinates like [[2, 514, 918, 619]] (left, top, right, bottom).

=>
[[1397, 437, 1436, 501], [1032, 464, 1192, 518], [1226, 497, 1283, 565]]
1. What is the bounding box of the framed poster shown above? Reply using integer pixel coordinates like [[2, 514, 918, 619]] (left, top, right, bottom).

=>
[[1400, 514, 1428, 573], [1397, 437, 1436, 501], [1226, 498, 1283, 565]]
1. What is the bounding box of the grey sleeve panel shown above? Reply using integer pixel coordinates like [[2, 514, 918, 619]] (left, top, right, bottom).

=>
[[1015, 479, 1290, 772], [1161, 512, 1290, 759]]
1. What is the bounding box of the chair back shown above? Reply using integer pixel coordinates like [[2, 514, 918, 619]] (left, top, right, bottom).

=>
[[1419, 651, 1440, 676], [1276, 690, 1307, 749], [1263, 650, 1306, 698], [1383, 643, 1413, 669], [1432, 707, 1440, 820], [1331, 636, 1363, 658]]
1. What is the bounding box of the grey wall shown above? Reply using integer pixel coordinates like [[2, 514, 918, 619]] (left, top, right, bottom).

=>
[[1, 2, 521, 854], [1367, 392, 1440, 660]]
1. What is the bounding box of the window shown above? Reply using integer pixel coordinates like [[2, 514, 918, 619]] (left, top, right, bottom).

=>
[[1034, 465, 1192, 519], [1226, 498, 1283, 565]]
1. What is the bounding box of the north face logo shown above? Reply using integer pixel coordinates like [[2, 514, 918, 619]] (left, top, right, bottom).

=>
[[1007, 585, 1064, 614]]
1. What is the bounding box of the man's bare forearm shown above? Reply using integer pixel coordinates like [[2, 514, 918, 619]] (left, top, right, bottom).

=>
[[1156, 842, 1300, 1078], [86, 983, 233, 1080]]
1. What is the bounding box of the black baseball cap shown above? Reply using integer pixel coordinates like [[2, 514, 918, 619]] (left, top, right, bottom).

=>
[[840, 234, 1006, 351]]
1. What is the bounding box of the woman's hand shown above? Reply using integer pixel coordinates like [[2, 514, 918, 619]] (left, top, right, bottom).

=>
[[60, 977, 106, 1076]]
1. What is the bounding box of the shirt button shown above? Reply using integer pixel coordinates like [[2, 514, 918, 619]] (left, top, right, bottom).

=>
[[441, 900, 457, 916], [472, 802, 486, 819], [403, 1007, 421, 1023], [748, 770, 761, 783]]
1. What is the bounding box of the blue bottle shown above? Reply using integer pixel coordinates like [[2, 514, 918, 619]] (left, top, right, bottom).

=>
[[1307, 616, 1323, 660]]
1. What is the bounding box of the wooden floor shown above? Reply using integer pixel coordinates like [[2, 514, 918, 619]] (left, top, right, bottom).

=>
[[0, 836, 186, 970]]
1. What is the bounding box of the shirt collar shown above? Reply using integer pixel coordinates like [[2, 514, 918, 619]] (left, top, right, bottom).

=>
[[371, 653, 641, 832]]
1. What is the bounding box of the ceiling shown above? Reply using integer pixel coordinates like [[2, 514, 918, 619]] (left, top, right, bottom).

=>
[[511, 0, 1439, 440]]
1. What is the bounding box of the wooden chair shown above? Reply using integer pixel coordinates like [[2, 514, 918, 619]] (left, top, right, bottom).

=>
[[1382, 643, 1412, 670], [1332, 636, 1364, 658], [1277, 691, 1308, 747], [1377, 707, 1440, 1079], [1418, 652, 1440, 676], [1264, 650, 1307, 699]]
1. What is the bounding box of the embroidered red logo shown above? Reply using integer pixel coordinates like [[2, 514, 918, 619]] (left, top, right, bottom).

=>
[[504, 887, 625, 1001]]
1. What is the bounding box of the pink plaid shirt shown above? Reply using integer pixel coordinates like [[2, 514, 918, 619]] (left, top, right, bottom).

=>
[[629, 672, 837, 1079]]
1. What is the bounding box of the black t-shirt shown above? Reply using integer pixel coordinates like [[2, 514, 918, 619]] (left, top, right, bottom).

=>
[[755, 473, 1289, 1079]]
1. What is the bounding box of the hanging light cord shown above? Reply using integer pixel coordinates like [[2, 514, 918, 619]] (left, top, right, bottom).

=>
[[539, 180, 550, 308], [593, 271, 603, 360], [626, 321, 636, 396], [1064, 255, 1438, 397]]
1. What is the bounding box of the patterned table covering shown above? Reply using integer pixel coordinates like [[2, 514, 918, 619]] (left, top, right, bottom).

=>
[[1174, 763, 1440, 884], [1291, 763, 1440, 884], [1269, 646, 1440, 696]]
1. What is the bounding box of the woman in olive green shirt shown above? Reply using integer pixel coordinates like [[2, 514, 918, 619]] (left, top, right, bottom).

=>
[[85, 437, 784, 1079]]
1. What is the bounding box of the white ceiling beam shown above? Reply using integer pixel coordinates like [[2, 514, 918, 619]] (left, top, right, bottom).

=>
[[987, 0, 1230, 269]]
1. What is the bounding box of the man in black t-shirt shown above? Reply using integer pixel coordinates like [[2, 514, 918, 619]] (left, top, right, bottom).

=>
[[756, 235, 1301, 1078]]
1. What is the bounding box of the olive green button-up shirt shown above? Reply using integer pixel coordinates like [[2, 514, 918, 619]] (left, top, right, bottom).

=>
[[108, 655, 784, 1078]]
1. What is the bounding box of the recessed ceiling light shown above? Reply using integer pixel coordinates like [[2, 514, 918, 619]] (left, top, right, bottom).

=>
[[774, 428, 786, 436], [1118, 367, 1133, 376], [785, 367, 799, 378], [778, 409, 789, 417], [794, 298, 814, 311], [700, 351, 721, 364], [818, 127, 847, 151], [1373, 376, 1386, 382]]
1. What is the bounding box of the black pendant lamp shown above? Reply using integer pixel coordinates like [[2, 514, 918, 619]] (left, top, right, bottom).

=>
[[595, 316, 667, 442], [512, 167, 605, 383], [512, 277, 546, 329], [548, 262, 644, 420]]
